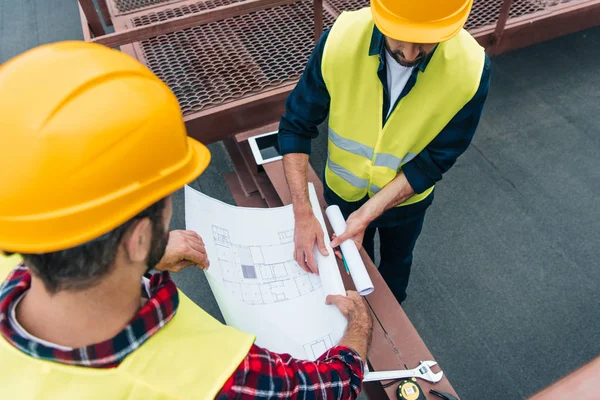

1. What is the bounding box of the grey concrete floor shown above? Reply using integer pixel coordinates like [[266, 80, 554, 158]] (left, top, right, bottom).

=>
[[2, 2, 599, 399]]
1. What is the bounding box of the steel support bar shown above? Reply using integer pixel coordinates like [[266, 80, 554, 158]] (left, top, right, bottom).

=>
[[91, 0, 298, 47], [313, 0, 323, 43], [182, 84, 295, 145], [491, 0, 600, 55], [78, 3, 92, 41], [79, 0, 106, 37], [97, 0, 113, 27], [487, 0, 514, 55]]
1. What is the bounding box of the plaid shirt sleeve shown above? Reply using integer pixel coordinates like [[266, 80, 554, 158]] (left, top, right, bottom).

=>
[[216, 344, 364, 399]]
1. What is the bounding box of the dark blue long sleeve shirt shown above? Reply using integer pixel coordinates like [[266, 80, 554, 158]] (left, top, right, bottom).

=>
[[278, 26, 492, 197]]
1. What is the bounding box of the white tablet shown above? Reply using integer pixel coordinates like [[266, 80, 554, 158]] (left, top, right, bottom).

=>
[[247, 131, 283, 165]]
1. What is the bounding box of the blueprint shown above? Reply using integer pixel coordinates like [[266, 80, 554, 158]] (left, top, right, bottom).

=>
[[210, 225, 323, 305], [185, 183, 347, 360]]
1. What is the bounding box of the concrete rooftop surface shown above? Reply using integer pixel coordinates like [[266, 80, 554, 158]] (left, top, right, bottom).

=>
[[1, 1, 599, 399]]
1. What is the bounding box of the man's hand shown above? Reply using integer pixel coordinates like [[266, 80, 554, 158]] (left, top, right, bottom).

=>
[[329, 212, 369, 256], [155, 230, 209, 273], [326, 291, 373, 360], [326, 291, 371, 324], [294, 212, 329, 274]]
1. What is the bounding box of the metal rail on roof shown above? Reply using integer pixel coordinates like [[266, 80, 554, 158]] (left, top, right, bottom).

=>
[[79, 0, 600, 142]]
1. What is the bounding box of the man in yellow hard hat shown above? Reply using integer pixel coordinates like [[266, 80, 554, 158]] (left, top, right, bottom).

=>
[[0, 42, 372, 399], [278, 1, 491, 304]]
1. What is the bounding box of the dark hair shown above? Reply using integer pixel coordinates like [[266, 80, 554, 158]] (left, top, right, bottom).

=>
[[20, 199, 167, 294]]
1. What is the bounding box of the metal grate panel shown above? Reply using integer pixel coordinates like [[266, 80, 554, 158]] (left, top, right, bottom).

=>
[[325, 0, 549, 32], [325, 0, 582, 32], [326, 0, 368, 15], [131, 0, 247, 21], [466, 0, 582, 30], [113, 0, 181, 14], [126, 0, 588, 115], [132, 1, 335, 115], [465, 0, 542, 30]]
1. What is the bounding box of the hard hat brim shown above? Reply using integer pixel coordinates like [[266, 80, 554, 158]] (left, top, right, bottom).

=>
[[0, 137, 211, 254], [370, 2, 472, 44]]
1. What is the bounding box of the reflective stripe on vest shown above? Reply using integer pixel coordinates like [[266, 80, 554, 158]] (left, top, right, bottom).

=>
[[0, 253, 255, 400], [329, 127, 417, 171], [328, 157, 369, 189], [322, 8, 485, 205]]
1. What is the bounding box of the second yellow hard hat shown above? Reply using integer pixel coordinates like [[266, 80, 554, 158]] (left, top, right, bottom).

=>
[[371, 0, 474, 43], [0, 41, 210, 253]]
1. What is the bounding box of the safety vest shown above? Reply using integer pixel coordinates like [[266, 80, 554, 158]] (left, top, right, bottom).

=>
[[322, 8, 485, 205], [0, 253, 255, 400]]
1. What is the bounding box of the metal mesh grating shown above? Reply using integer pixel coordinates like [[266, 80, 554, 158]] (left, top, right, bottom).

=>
[[325, 0, 581, 32], [113, 0, 180, 14], [326, 0, 369, 15], [132, 0, 247, 21], [466, 0, 582, 30], [465, 0, 544, 30], [126, 0, 587, 115], [324, 0, 548, 32], [132, 1, 335, 115]]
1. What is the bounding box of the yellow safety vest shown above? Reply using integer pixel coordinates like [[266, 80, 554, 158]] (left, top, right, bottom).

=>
[[322, 8, 485, 205], [0, 253, 255, 400]]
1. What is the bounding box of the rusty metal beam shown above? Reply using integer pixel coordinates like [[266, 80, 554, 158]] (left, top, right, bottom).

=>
[[86, 0, 600, 151], [97, 0, 113, 27], [79, 0, 106, 37], [91, 0, 298, 47], [313, 0, 323, 42], [322, 0, 340, 19], [486, 0, 513, 56], [78, 3, 92, 41], [182, 84, 294, 145], [109, 0, 203, 20], [223, 138, 259, 195], [224, 173, 267, 208], [489, 0, 600, 55], [235, 122, 280, 143]]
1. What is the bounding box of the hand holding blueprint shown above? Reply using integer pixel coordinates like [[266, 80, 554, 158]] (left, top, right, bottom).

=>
[[185, 183, 348, 360], [325, 205, 374, 295]]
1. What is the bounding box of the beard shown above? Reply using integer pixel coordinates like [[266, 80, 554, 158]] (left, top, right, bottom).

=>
[[384, 40, 425, 68], [146, 218, 169, 273]]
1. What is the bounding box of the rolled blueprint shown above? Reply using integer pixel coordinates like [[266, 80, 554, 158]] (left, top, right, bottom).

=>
[[325, 205, 374, 296]]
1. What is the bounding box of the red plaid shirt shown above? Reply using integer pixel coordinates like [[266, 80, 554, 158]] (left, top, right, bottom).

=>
[[0, 264, 364, 398]]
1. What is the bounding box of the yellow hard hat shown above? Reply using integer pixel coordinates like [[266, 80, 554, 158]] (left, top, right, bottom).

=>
[[0, 41, 211, 253], [370, 0, 474, 43]]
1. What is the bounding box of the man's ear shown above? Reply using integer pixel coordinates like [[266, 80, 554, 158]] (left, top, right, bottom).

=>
[[123, 218, 152, 263]]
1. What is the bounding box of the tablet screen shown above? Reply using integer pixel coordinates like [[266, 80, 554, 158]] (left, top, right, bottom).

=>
[[255, 134, 281, 161]]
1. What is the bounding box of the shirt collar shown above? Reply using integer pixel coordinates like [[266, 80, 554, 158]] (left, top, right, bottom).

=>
[[0, 264, 179, 368], [368, 25, 437, 73]]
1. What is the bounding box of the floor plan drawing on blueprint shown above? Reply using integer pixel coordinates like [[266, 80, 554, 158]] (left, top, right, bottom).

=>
[[211, 225, 322, 305], [185, 183, 348, 360], [303, 334, 335, 360]]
